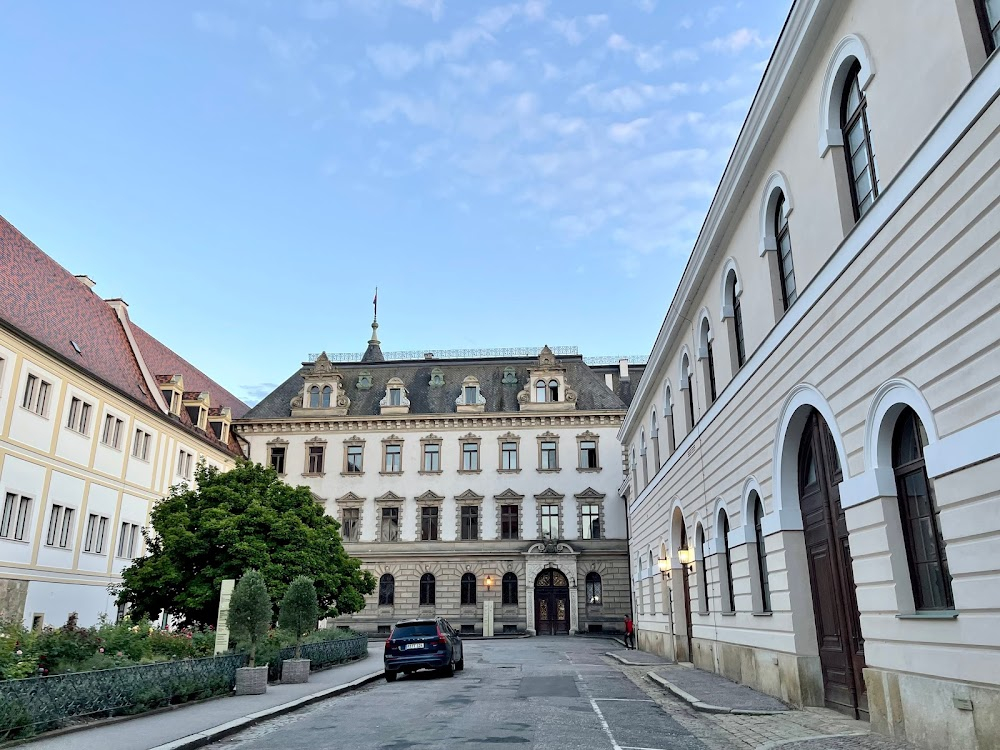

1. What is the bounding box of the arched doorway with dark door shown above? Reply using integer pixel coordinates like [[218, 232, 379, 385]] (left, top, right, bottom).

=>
[[798, 408, 867, 719], [534, 568, 570, 635], [678, 523, 693, 661]]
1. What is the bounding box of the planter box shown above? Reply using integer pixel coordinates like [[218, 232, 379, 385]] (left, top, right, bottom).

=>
[[282, 658, 311, 684], [235, 665, 268, 695]]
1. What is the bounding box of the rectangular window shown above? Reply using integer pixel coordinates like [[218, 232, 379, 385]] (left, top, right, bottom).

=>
[[460, 505, 479, 540], [307, 445, 325, 474], [980, 0, 1000, 53], [22, 374, 36, 409], [22, 374, 51, 416], [1, 493, 32, 541], [341, 507, 360, 542], [384, 444, 402, 473], [464, 386, 477, 405], [389, 388, 401, 406], [502, 442, 518, 470], [579, 441, 598, 469], [269, 446, 286, 474], [132, 430, 151, 460], [116, 522, 140, 558], [346, 445, 364, 473], [380, 507, 399, 542], [423, 443, 440, 472], [84, 513, 109, 553], [177, 449, 193, 478], [462, 442, 479, 471], [66, 397, 89, 433], [101, 414, 125, 449], [500, 504, 519, 540], [581, 504, 601, 540], [46, 504, 75, 548], [540, 504, 559, 540], [540, 441, 558, 470], [421, 506, 439, 541]]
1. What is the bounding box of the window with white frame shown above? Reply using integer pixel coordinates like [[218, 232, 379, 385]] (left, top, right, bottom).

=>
[[66, 397, 92, 435], [341, 507, 360, 541], [383, 443, 402, 473], [380, 506, 400, 541], [101, 414, 125, 449], [539, 440, 558, 471], [422, 441, 441, 472], [501, 441, 518, 471], [116, 522, 140, 559], [1, 493, 32, 541], [345, 442, 364, 474], [22, 374, 51, 416], [462, 442, 479, 471], [580, 504, 601, 539], [132, 429, 152, 461], [84, 513, 110, 554], [306, 444, 325, 474], [540, 504, 560, 539], [177, 449, 194, 479], [578, 439, 598, 470], [45, 504, 75, 548], [268, 444, 286, 474]]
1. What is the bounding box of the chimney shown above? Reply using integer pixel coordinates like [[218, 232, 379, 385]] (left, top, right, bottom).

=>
[[424, 352, 434, 360], [604, 373, 614, 389], [618, 358, 630, 380], [75, 275, 96, 289]]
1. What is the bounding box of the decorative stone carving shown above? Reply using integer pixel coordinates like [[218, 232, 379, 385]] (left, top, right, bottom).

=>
[[429, 367, 445, 387], [292, 353, 350, 417], [518, 346, 577, 413], [502, 367, 518, 385], [357, 371, 373, 390], [379, 378, 410, 415]]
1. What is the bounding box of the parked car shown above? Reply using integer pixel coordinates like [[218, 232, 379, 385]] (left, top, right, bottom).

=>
[[383, 617, 464, 682]]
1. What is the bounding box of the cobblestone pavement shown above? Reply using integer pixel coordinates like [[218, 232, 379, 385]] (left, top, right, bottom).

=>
[[651, 664, 789, 711]]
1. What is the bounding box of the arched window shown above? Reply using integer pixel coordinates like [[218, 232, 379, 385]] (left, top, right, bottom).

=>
[[378, 573, 395, 606], [548, 379, 559, 402], [309, 385, 320, 408], [535, 380, 547, 402], [648, 550, 657, 614], [682, 355, 695, 432], [753, 496, 771, 613], [321, 385, 332, 408], [639, 430, 648, 487], [775, 194, 797, 309], [650, 411, 660, 471], [725, 269, 746, 369], [630, 447, 638, 494], [975, 0, 1000, 54], [720, 511, 735, 613], [664, 385, 676, 454], [585, 572, 602, 605], [841, 60, 878, 219], [461, 572, 477, 605], [502, 572, 518, 605], [696, 525, 709, 614], [699, 317, 717, 405], [893, 407, 954, 611], [419, 573, 436, 605]]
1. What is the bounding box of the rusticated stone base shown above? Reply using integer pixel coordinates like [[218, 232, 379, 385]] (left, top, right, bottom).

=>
[[282, 658, 310, 684], [235, 666, 268, 695]]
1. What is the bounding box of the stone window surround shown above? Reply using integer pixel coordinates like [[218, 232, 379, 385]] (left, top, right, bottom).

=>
[[374, 492, 404, 542], [456, 375, 486, 413], [458, 433, 482, 474], [575, 489, 606, 540], [493, 489, 525, 540], [419, 434, 443, 474], [535, 489, 564, 540], [415, 491, 444, 541], [266, 438, 289, 476], [455, 490, 484, 540], [341, 436, 366, 476], [575, 431, 601, 472], [379, 378, 411, 415], [537, 432, 561, 472], [380, 435, 404, 475], [303, 437, 327, 476], [336, 492, 365, 542], [497, 432, 521, 473]]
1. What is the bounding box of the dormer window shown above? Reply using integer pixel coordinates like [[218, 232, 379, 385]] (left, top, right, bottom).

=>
[[518, 346, 576, 412], [548, 379, 559, 402], [464, 386, 477, 405], [309, 386, 320, 408], [157, 374, 184, 416], [293, 353, 351, 417], [182, 392, 210, 431], [456, 376, 485, 413], [161, 390, 174, 410], [535, 380, 546, 402], [322, 385, 332, 408], [390, 388, 402, 406], [379, 378, 410, 415]]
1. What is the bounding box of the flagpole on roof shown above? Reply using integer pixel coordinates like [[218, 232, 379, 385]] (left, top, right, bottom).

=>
[[373, 287, 378, 322]]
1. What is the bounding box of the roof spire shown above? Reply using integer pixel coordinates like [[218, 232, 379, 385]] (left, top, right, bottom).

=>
[[361, 294, 385, 363]]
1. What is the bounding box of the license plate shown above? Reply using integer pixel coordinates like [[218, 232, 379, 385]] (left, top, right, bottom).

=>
[[404, 643, 424, 650]]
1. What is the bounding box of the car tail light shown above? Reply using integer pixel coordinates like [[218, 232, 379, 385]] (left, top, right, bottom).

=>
[[384, 638, 394, 652], [434, 626, 447, 646]]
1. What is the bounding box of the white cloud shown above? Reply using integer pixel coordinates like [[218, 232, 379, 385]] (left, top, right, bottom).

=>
[[608, 117, 652, 145], [301, 0, 339, 21], [363, 93, 442, 127], [367, 43, 423, 78], [193, 11, 238, 38], [399, 0, 445, 20], [574, 82, 689, 113], [258, 26, 319, 65], [707, 27, 765, 54], [635, 0, 656, 11]]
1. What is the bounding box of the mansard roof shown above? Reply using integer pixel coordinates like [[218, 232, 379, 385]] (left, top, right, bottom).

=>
[[243, 351, 634, 421]]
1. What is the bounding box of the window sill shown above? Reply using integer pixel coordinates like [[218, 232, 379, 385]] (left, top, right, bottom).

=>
[[100, 444, 124, 452], [340, 471, 364, 477], [131, 457, 151, 464], [418, 470, 443, 475], [302, 472, 325, 478], [752, 611, 773, 617], [577, 467, 601, 473], [43, 544, 72, 551], [720, 611, 737, 617], [896, 611, 959, 620], [697, 610, 710, 617], [497, 468, 521, 474], [81, 549, 107, 557], [537, 468, 562, 473], [458, 470, 482, 475], [379, 471, 403, 476]]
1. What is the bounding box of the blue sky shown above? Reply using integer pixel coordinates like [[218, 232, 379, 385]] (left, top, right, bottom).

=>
[[0, 0, 790, 404]]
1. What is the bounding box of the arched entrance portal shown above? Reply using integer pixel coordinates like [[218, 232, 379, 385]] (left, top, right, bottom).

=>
[[534, 568, 570, 635], [799, 409, 867, 719], [679, 524, 693, 660]]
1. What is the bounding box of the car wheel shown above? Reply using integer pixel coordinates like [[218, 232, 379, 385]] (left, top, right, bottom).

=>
[[455, 656, 464, 671], [385, 671, 397, 682], [440, 659, 455, 678]]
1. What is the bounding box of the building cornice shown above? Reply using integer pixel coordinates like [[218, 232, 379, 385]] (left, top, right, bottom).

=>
[[234, 411, 624, 435], [620, 0, 833, 438]]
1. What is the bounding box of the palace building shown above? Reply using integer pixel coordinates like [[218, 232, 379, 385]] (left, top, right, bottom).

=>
[[0, 217, 249, 627], [235, 325, 643, 637], [619, 1, 1000, 748]]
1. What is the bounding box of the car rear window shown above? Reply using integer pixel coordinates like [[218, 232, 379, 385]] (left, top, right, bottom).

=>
[[392, 623, 438, 638]]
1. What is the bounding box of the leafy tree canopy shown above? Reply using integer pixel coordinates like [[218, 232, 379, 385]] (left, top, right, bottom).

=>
[[117, 460, 375, 626]]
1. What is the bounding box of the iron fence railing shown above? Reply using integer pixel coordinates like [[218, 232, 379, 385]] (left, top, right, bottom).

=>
[[267, 634, 368, 682], [0, 653, 247, 740]]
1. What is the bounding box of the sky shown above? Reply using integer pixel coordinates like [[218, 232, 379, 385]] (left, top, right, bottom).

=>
[[0, 0, 791, 405]]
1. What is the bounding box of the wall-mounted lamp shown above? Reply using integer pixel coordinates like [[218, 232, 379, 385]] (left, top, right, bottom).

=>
[[677, 547, 694, 569], [657, 557, 669, 576], [485, 575, 493, 591]]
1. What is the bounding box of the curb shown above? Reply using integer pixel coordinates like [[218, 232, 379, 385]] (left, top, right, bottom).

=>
[[645, 671, 785, 716], [148, 669, 385, 750], [605, 652, 670, 667], [758, 732, 869, 749]]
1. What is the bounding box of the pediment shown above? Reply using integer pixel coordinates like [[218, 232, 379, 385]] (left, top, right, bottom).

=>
[[574, 487, 606, 500], [416, 490, 445, 503], [455, 489, 484, 502], [494, 488, 525, 501], [534, 488, 565, 500], [375, 490, 404, 503], [336, 491, 365, 504]]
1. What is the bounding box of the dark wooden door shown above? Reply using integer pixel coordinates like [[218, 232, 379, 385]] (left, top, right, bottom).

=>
[[534, 569, 570, 635], [679, 525, 693, 660], [799, 410, 868, 719]]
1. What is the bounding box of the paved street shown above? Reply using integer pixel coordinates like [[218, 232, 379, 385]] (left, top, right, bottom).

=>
[[208, 638, 907, 750]]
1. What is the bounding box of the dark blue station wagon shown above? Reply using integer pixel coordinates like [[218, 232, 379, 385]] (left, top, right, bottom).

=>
[[383, 617, 464, 681]]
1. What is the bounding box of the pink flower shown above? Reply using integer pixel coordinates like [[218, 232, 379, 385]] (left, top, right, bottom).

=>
[[99, 648, 105, 653], [15, 650, 22, 656]]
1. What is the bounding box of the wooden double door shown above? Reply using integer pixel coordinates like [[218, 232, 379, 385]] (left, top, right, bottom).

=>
[[799, 410, 868, 719], [534, 568, 570, 635]]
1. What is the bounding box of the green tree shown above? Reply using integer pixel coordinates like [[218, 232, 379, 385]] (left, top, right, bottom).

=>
[[116, 460, 375, 626], [227, 569, 271, 667], [278, 576, 319, 659]]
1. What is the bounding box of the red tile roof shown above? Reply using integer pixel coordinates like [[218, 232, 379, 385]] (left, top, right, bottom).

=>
[[0, 215, 156, 409]]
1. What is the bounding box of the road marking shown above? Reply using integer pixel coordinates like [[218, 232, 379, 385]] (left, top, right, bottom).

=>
[[593, 698, 654, 702], [620, 746, 670, 750], [588, 697, 624, 750]]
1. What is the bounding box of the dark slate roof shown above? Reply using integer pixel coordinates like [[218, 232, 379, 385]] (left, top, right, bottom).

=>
[[590, 364, 647, 407], [243, 354, 630, 420]]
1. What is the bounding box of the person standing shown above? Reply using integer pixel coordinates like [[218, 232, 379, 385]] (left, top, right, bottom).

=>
[[624, 614, 635, 649]]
